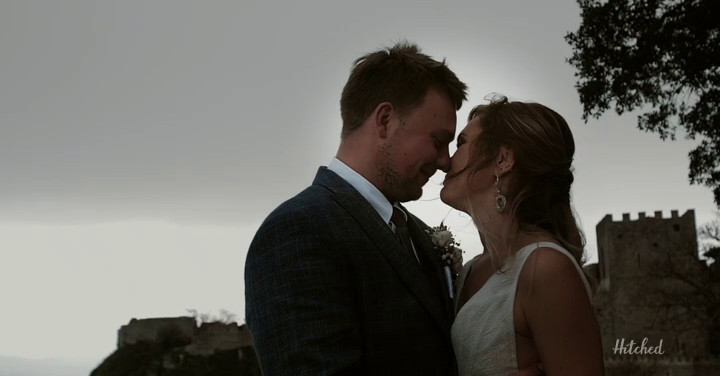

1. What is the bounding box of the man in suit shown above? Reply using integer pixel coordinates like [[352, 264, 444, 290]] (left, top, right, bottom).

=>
[[245, 42, 465, 374]]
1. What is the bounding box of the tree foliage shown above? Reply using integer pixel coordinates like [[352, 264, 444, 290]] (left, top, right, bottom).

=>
[[566, 0, 720, 207], [700, 211, 720, 264]]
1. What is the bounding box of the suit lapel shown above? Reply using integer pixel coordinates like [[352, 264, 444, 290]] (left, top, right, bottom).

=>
[[405, 212, 455, 321], [314, 168, 450, 331]]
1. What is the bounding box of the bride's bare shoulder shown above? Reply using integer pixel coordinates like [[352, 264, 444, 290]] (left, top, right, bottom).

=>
[[516, 246, 604, 375], [518, 246, 587, 304]]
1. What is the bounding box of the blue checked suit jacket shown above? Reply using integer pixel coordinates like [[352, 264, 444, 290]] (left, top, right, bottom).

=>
[[245, 167, 457, 375]]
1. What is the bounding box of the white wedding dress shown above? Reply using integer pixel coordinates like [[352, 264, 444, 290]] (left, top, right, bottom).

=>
[[451, 242, 592, 376]]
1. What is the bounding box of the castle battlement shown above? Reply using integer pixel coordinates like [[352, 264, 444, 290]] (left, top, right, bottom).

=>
[[598, 209, 695, 224], [595, 209, 699, 283]]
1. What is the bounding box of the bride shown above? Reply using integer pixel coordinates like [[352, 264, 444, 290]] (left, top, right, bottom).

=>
[[440, 97, 604, 375]]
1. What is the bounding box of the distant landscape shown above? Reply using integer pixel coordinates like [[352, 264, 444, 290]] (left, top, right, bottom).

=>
[[0, 355, 98, 376]]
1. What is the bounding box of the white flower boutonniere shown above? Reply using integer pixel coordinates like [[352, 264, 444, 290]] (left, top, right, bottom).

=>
[[425, 223, 463, 299]]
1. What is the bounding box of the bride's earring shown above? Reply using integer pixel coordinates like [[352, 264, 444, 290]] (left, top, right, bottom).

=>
[[495, 175, 507, 213]]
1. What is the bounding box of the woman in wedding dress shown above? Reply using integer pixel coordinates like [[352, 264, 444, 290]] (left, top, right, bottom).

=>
[[440, 97, 604, 376]]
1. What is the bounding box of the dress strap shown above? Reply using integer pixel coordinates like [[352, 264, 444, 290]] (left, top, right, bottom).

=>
[[522, 242, 593, 298]]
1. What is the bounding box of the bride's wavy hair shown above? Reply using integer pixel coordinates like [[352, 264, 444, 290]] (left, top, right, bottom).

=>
[[464, 96, 586, 266]]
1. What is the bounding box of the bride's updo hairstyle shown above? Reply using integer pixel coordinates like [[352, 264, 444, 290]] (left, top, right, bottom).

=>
[[465, 96, 585, 265]]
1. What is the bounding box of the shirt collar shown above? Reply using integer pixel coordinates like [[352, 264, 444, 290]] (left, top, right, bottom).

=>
[[328, 157, 395, 224]]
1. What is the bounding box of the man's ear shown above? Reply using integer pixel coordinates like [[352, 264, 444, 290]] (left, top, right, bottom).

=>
[[495, 146, 515, 177], [372, 102, 394, 139]]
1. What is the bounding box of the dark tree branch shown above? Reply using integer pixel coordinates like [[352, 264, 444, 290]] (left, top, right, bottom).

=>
[[566, 0, 720, 207]]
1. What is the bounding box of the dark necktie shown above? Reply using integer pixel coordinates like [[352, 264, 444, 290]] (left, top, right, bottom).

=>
[[391, 207, 417, 263]]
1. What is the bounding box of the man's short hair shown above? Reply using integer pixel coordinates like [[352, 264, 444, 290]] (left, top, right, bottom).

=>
[[340, 42, 468, 138]]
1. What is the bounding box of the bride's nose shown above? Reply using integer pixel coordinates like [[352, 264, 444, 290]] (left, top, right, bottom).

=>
[[436, 149, 451, 172]]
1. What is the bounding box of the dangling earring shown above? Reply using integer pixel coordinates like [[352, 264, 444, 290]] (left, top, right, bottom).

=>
[[495, 175, 507, 213]]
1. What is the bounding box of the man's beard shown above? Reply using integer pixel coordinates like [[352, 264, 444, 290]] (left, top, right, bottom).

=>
[[377, 143, 422, 202]]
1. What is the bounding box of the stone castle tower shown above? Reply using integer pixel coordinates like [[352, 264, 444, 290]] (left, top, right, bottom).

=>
[[586, 209, 720, 374], [595, 209, 698, 293]]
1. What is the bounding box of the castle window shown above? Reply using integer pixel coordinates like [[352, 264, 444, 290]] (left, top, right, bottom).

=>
[[674, 224, 680, 231]]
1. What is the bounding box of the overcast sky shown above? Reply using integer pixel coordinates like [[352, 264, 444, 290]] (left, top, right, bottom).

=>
[[1, 0, 715, 364]]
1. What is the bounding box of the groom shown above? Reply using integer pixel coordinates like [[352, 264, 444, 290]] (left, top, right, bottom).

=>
[[245, 42, 466, 375]]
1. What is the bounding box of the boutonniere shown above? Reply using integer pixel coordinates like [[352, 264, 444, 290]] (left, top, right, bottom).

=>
[[425, 223, 463, 299]]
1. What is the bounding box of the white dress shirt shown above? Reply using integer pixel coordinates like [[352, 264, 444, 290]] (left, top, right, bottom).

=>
[[328, 157, 419, 263]]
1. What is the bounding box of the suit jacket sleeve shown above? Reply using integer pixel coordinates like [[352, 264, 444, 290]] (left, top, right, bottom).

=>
[[245, 204, 362, 375]]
